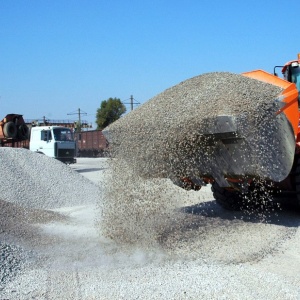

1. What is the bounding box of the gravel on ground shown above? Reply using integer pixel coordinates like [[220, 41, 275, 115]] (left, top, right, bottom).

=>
[[0, 72, 300, 299]]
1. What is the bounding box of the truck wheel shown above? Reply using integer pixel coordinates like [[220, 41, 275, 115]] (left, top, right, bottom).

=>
[[212, 180, 275, 211], [3, 121, 17, 138], [211, 182, 245, 211], [294, 157, 300, 207], [17, 124, 29, 140]]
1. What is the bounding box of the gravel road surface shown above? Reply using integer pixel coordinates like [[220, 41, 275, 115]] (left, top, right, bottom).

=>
[[1, 151, 300, 299]]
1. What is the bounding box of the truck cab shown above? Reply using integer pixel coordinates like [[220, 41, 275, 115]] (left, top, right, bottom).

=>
[[275, 53, 300, 101], [29, 126, 76, 164]]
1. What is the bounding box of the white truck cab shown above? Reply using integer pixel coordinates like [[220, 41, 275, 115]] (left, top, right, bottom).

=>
[[29, 126, 76, 164]]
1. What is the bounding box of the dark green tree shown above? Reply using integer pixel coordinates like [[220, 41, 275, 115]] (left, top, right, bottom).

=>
[[96, 97, 126, 129]]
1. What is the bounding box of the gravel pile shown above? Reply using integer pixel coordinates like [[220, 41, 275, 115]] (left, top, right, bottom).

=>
[[0, 147, 101, 209], [0, 148, 101, 290]]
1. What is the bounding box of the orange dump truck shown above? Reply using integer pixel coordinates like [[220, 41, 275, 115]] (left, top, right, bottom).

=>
[[0, 114, 30, 147]]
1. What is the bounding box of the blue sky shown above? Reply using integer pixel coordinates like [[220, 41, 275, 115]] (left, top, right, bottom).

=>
[[1, 0, 299, 128]]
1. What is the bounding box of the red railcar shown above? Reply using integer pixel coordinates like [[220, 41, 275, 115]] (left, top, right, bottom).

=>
[[1, 139, 29, 148], [75, 130, 109, 157]]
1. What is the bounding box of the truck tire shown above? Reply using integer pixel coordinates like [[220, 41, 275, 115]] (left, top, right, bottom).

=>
[[3, 121, 17, 138], [211, 182, 245, 210], [294, 157, 300, 207], [17, 124, 29, 140], [212, 179, 276, 211]]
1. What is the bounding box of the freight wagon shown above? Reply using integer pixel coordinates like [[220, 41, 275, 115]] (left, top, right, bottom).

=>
[[75, 130, 109, 157]]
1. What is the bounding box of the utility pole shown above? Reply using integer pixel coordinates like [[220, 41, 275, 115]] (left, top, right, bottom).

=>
[[78, 108, 81, 130], [130, 95, 134, 111], [42, 116, 49, 125], [67, 108, 87, 132], [123, 95, 140, 111]]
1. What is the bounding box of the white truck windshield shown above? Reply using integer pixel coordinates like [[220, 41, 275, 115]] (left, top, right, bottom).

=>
[[53, 128, 74, 141]]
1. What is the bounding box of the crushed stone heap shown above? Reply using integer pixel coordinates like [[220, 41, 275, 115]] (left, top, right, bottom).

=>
[[0, 148, 100, 209]]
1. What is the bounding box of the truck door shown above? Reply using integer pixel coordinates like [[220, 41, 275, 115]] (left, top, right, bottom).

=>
[[39, 129, 55, 157]]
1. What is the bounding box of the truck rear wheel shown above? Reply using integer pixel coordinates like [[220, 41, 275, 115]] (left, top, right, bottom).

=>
[[212, 180, 276, 211], [294, 157, 300, 207], [211, 182, 245, 210], [17, 124, 29, 140], [3, 121, 17, 138]]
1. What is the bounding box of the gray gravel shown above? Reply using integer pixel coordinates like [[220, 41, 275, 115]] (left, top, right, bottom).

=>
[[105, 72, 284, 183], [0, 243, 28, 291], [0, 148, 101, 293], [0, 71, 300, 299], [0, 147, 100, 209], [100, 71, 287, 247], [0, 154, 299, 299]]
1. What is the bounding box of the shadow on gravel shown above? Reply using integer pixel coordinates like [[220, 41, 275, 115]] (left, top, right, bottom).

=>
[[75, 167, 106, 173], [0, 199, 68, 247], [181, 199, 300, 228], [157, 199, 300, 264]]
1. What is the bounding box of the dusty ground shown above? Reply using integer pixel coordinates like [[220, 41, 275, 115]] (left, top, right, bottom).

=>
[[1, 157, 300, 299]]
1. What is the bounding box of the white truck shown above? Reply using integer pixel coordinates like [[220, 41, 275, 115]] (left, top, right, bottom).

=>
[[29, 126, 76, 164]]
